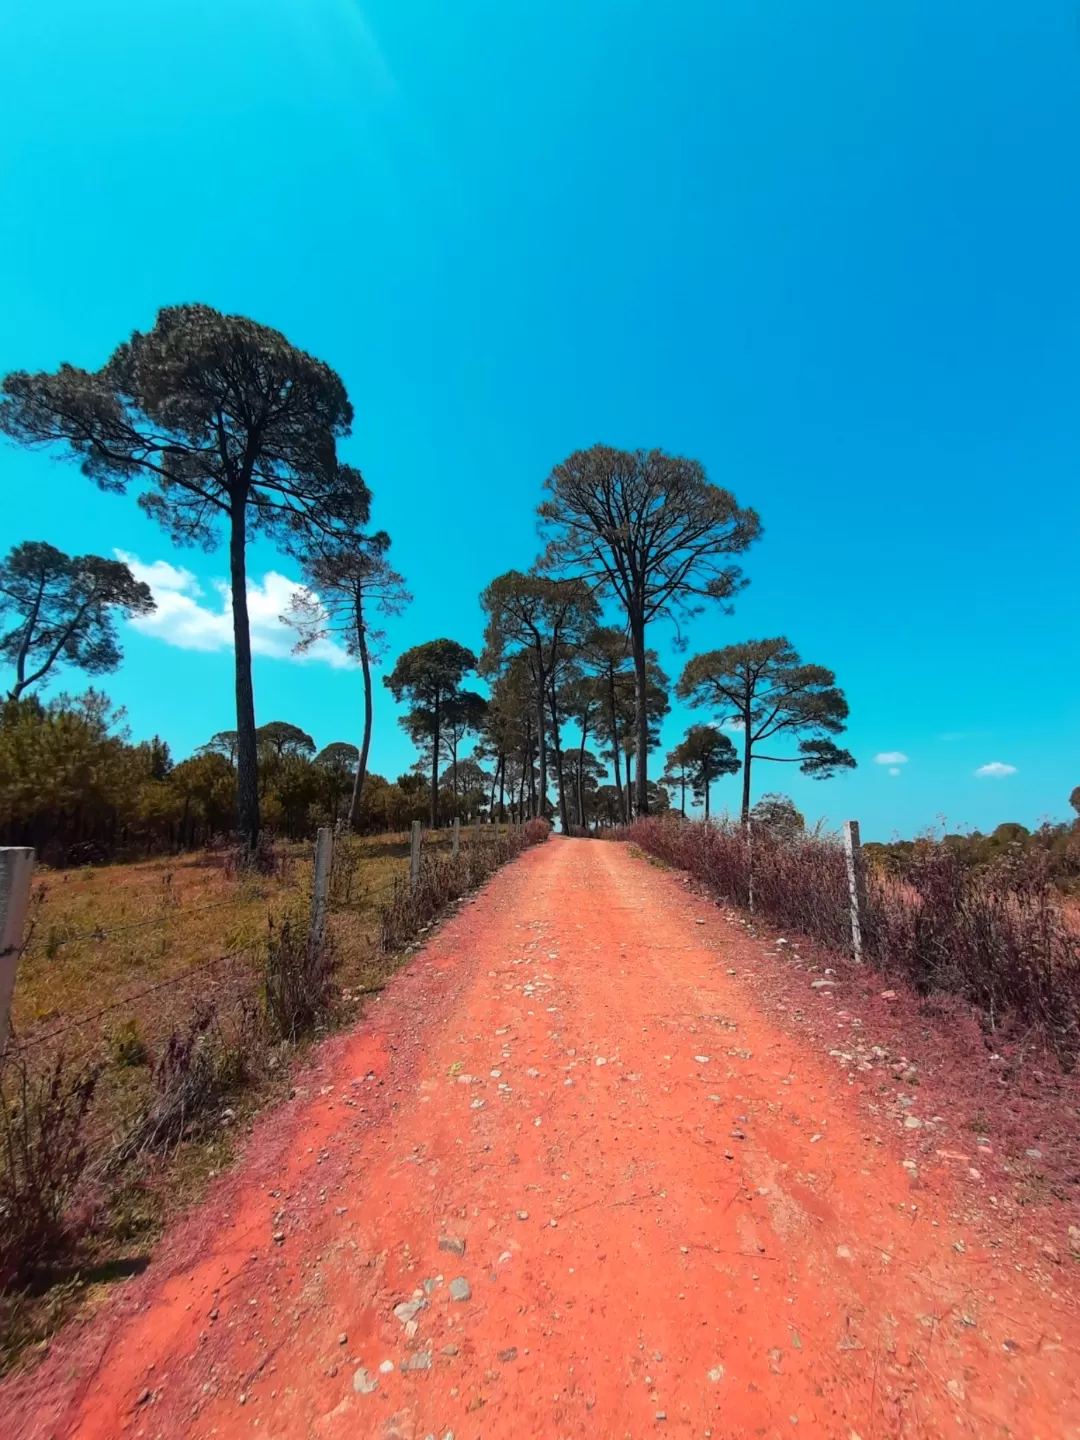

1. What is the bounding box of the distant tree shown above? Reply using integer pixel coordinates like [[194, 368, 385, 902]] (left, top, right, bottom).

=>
[[677, 638, 855, 822], [439, 691, 488, 798], [256, 721, 315, 760], [0, 304, 368, 851], [313, 742, 359, 824], [383, 639, 477, 827], [1071, 785, 1080, 820], [0, 540, 155, 699], [539, 445, 760, 815], [751, 792, 805, 842], [660, 746, 693, 818], [285, 532, 410, 828], [198, 729, 238, 764], [671, 724, 739, 819], [480, 571, 598, 829], [577, 627, 634, 822]]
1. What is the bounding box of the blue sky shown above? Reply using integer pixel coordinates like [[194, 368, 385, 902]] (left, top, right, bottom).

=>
[[2, 0, 1077, 840]]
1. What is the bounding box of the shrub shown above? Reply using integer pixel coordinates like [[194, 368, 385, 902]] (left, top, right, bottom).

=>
[[624, 816, 1080, 1068], [379, 820, 551, 953], [0, 1049, 101, 1287], [265, 909, 337, 1041]]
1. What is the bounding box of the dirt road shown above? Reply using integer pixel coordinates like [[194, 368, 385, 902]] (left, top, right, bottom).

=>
[[9, 839, 1078, 1438]]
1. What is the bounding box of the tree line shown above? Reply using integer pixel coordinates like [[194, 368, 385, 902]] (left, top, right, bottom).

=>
[[1, 303, 860, 854]]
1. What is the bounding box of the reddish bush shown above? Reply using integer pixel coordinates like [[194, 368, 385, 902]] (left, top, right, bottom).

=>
[[626, 817, 1080, 1067]]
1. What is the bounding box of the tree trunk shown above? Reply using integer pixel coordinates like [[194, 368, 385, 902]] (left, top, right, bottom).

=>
[[680, 772, 686, 817], [430, 686, 441, 828], [607, 668, 627, 823], [348, 592, 373, 831], [630, 610, 649, 816], [547, 680, 570, 834], [625, 750, 634, 820], [228, 502, 260, 852], [577, 707, 589, 829], [534, 662, 548, 820], [498, 755, 506, 821], [741, 710, 753, 823], [704, 777, 711, 820]]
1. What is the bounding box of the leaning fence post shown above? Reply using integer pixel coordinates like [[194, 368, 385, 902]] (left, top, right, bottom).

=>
[[1, 847, 36, 1051], [308, 827, 334, 965], [410, 820, 422, 893], [452, 816, 460, 859], [843, 819, 864, 964]]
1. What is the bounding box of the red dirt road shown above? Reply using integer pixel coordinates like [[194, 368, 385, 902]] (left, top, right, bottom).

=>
[[8, 839, 1078, 1438]]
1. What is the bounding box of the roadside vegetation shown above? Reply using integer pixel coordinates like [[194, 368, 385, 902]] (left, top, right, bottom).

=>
[[625, 813, 1080, 1068], [1, 301, 1075, 1370]]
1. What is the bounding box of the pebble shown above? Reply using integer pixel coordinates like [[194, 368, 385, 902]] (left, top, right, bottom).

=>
[[471, 1099, 485, 1109], [497, 1347, 518, 1362], [393, 1298, 427, 1324], [810, 980, 834, 989], [1025, 1149, 1043, 1160], [904, 1115, 922, 1130], [595, 1057, 607, 1066], [449, 1277, 472, 1301], [836, 1245, 853, 1261], [439, 1236, 466, 1256], [400, 1350, 433, 1372], [694, 1056, 710, 1064], [378, 1360, 395, 1374], [517, 1210, 529, 1220], [441, 1344, 460, 1356], [352, 1367, 378, 1394], [337, 1333, 347, 1346], [707, 1365, 725, 1383]]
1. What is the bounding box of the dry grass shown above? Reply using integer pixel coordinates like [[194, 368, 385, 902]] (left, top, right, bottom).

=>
[[1, 826, 512, 1375]]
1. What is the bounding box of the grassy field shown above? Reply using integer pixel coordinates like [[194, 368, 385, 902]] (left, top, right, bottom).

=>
[[1, 824, 501, 1374]]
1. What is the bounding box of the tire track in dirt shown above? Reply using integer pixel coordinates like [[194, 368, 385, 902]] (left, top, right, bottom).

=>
[[6, 838, 1077, 1438]]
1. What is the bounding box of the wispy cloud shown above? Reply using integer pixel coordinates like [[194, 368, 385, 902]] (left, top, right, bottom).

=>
[[888, 767, 901, 777], [875, 751, 909, 766], [975, 761, 1017, 779], [116, 552, 351, 669]]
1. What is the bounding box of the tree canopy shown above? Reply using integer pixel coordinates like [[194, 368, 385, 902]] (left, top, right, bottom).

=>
[[0, 304, 367, 851], [0, 541, 155, 699], [538, 444, 760, 815], [676, 638, 855, 821], [383, 639, 477, 827]]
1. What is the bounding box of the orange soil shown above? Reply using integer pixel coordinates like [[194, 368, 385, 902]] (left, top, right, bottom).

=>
[[7, 839, 1078, 1438]]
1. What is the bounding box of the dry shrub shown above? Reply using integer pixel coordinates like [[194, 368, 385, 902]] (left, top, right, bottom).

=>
[[264, 909, 337, 1041], [627, 817, 1080, 1068], [0, 1049, 101, 1287], [108, 997, 260, 1167], [379, 820, 551, 953]]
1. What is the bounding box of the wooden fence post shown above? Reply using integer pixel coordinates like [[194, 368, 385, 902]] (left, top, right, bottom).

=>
[[410, 820, 422, 893], [843, 820, 864, 964], [452, 816, 460, 859], [474, 814, 481, 848], [308, 827, 334, 965], [0, 847, 36, 1051]]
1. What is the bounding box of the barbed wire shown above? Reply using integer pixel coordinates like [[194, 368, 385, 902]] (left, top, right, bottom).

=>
[[11, 947, 254, 1053], [26, 897, 258, 954]]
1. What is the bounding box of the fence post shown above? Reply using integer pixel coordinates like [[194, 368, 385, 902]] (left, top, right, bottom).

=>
[[410, 819, 422, 893], [0, 847, 36, 1051], [474, 814, 481, 848], [308, 827, 334, 965], [843, 820, 864, 964], [452, 816, 460, 859]]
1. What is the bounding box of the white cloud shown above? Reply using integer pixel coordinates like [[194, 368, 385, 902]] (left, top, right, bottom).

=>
[[975, 761, 1017, 779], [116, 552, 351, 669], [875, 751, 908, 766]]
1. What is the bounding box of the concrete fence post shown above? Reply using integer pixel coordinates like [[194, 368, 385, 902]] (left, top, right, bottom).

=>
[[0, 847, 35, 1051], [843, 820, 865, 964], [410, 820, 422, 893]]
